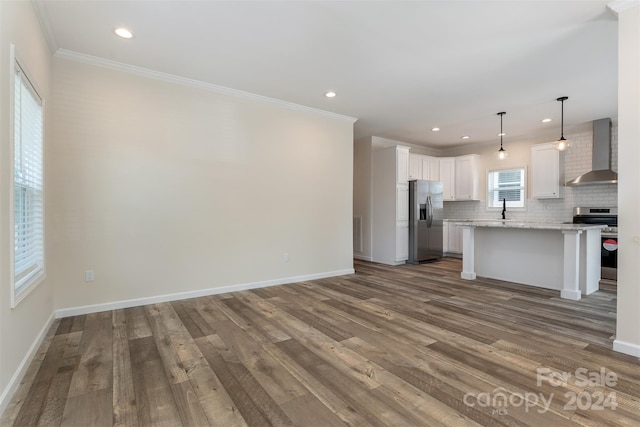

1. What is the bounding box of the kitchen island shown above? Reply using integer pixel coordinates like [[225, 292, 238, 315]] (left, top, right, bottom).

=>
[[453, 220, 605, 300]]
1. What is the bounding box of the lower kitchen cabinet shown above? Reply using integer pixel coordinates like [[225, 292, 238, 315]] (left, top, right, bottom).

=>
[[449, 223, 462, 253], [443, 221, 463, 255]]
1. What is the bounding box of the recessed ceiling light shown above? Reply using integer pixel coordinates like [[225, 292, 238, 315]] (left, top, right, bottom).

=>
[[431, 127, 440, 132], [542, 118, 552, 123], [114, 27, 134, 39], [324, 91, 336, 98], [461, 135, 470, 140]]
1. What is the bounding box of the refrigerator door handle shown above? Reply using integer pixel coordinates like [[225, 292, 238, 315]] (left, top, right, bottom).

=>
[[427, 195, 433, 228]]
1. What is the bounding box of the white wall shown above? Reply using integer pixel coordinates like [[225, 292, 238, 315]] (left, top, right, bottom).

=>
[[50, 57, 355, 311], [0, 0, 54, 413], [614, 2, 640, 357]]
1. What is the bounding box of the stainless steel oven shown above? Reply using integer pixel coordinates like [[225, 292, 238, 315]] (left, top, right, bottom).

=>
[[572, 207, 617, 280]]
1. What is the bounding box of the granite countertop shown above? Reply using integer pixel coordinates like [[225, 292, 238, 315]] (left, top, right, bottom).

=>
[[450, 219, 606, 231]]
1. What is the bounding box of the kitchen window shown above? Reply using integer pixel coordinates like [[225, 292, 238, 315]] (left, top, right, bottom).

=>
[[487, 167, 526, 209], [11, 50, 45, 307]]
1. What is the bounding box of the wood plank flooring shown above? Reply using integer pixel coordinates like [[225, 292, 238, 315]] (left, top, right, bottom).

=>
[[2, 258, 639, 426]]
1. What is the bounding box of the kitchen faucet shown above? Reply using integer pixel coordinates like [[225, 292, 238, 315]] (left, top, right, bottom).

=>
[[501, 198, 506, 220]]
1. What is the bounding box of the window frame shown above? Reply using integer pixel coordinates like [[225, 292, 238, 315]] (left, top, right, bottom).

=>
[[9, 45, 46, 308], [486, 166, 527, 211]]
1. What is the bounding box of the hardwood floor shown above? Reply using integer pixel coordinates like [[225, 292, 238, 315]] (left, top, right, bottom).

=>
[[2, 258, 639, 426]]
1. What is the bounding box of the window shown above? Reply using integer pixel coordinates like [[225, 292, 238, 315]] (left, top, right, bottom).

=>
[[11, 54, 45, 307], [487, 167, 526, 209]]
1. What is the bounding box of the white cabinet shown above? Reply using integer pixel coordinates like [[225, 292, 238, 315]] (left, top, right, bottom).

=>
[[531, 143, 563, 199], [396, 184, 409, 222], [443, 222, 449, 253], [409, 154, 440, 181], [397, 148, 409, 184], [455, 155, 480, 200], [448, 223, 462, 254], [396, 223, 409, 261], [408, 154, 422, 180], [422, 156, 440, 181], [372, 145, 410, 265], [408, 153, 482, 200], [443, 221, 462, 255], [439, 157, 456, 201], [396, 181, 409, 263]]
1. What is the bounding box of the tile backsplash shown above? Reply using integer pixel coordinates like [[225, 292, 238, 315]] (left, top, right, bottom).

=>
[[444, 127, 618, 223]]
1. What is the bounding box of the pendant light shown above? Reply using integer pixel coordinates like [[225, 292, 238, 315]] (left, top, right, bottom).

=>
[[555, 96, 571, 151], [495, 112, 508, 160]]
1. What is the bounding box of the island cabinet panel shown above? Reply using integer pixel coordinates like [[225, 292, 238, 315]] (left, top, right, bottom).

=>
[[456, 221, 603, 299], [439, 157, 456, 201], [531, 142, 563, 198], [448, 223, 462, 254], [443, 221, 463, 256], [454, 154, 480, 200]]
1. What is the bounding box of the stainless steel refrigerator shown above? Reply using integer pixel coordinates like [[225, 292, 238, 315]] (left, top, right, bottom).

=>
[[408, 180, 443, 264]]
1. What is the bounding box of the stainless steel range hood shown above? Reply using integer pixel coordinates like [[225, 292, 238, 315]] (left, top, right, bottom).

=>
[[565, 118, 618, 186]]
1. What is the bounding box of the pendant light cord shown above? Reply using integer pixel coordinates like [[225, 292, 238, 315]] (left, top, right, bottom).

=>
[[557, 96, 568, 140], [498, 112, 506, 149], [500, 114, 504, 148], [561, 99, 564, 139]]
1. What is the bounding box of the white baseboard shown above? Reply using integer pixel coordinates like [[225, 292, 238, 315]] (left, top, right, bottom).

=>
[[560, 289, 582, 301], [353, 254, 372, 262], [0, 311, 56, 416], [613, 339, 640, 357], [56, 268, 355, 319]]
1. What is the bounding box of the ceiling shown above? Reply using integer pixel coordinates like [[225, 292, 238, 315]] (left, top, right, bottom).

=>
[[35, 0, 619, 149]]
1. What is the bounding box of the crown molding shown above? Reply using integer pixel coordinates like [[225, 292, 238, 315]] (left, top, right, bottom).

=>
[[54, 49, 357, 124], [31, 0, 59, 54], [607, 0, 640, 16]]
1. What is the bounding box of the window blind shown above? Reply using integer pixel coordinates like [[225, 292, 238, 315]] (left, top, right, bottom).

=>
[[14, 64, 44, 293], [488, 168, 525, 208]]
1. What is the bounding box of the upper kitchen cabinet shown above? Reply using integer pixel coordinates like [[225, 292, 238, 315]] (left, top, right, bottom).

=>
[[397, 147, 409, 184], [440, 157, 456, 201], [408, 154, 422, 180], [531, 142, 563, 199], [409, 154, 440, 181], [454, 154, 480, 200], [422, 156, 440, 181], [411, 154, 479, 201]]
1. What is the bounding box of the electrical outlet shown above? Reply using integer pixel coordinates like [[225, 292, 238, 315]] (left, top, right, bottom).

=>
[[283, 253, 289, 262], [85, 270, 94, 282]]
